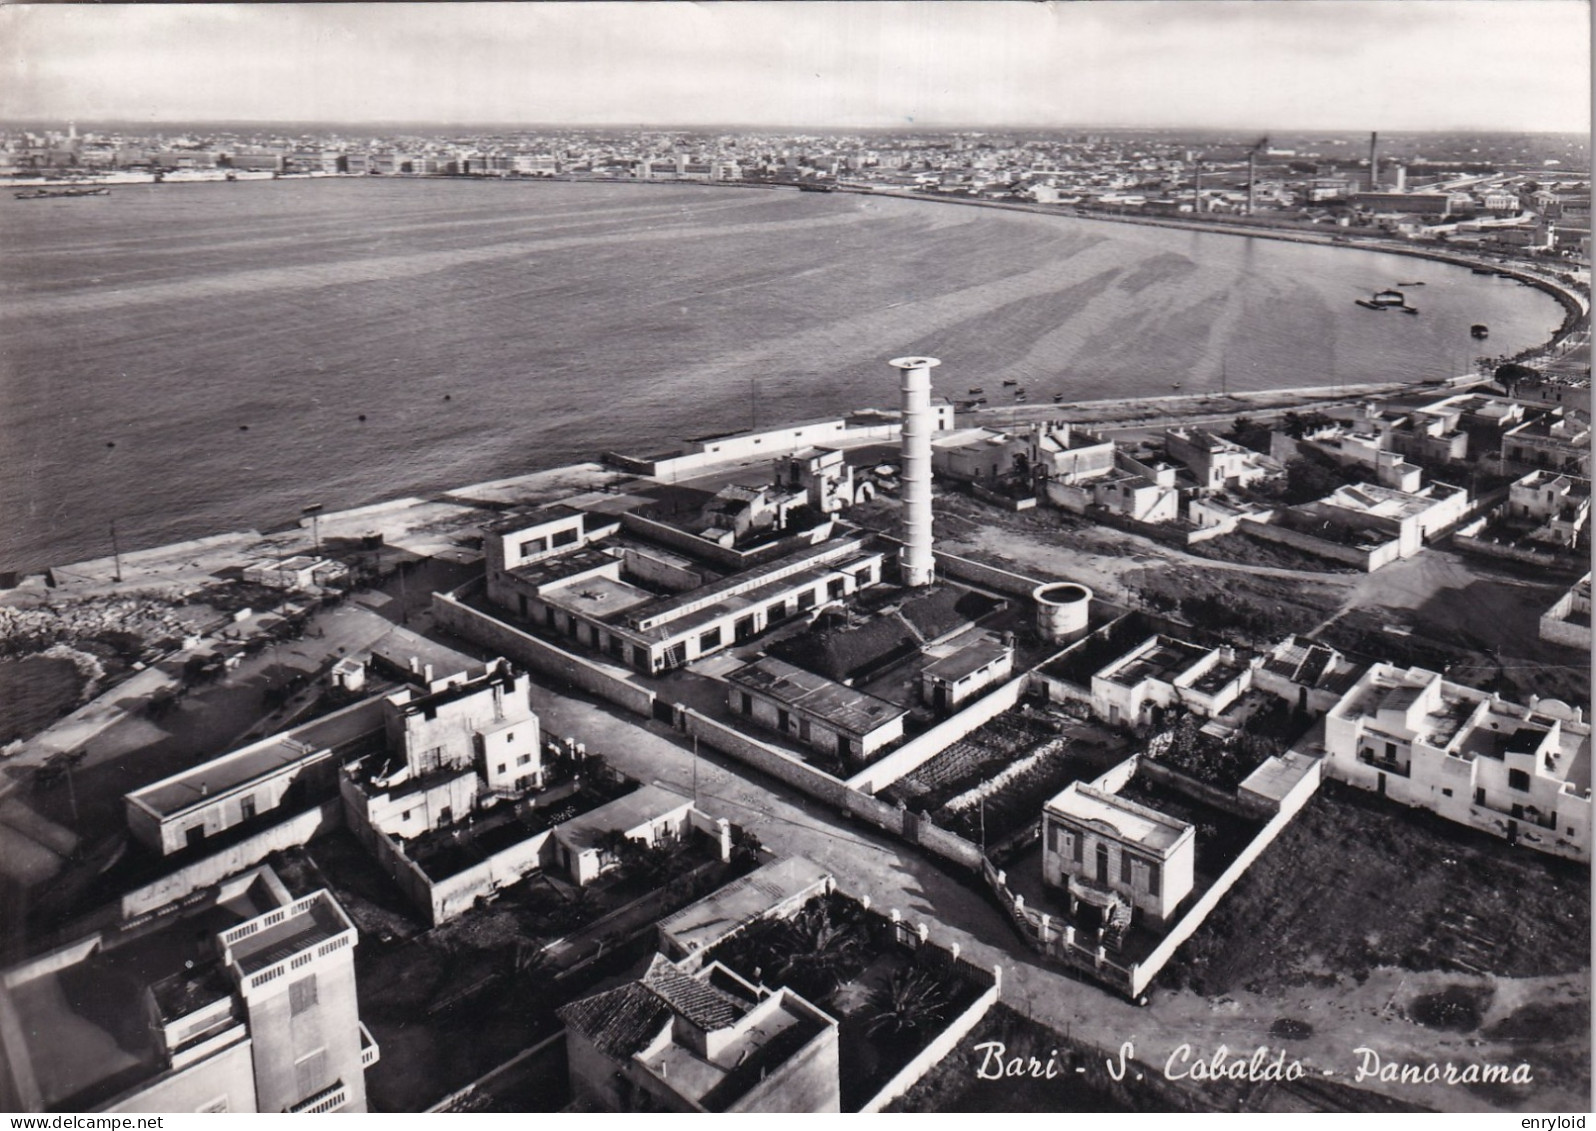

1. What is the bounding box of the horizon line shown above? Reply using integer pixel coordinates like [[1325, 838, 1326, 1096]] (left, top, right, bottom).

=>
[[0, 118, 1586, 139]]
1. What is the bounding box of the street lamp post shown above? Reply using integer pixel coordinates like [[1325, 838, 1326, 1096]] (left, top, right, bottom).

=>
[[302, 503, 324, 554]]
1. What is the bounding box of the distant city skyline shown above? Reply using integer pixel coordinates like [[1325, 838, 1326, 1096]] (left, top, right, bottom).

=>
[[0, 1, 1588, 134]]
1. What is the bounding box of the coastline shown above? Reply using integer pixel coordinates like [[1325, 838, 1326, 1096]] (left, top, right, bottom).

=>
[[1, 377, 1460, 596]]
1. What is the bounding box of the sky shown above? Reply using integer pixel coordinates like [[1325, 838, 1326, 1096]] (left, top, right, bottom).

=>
[[0, 1, 1588, 133]]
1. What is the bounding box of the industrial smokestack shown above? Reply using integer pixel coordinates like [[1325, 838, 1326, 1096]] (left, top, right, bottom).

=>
[[890, 356, 940, 588], [1368, 131, 1379, 191]]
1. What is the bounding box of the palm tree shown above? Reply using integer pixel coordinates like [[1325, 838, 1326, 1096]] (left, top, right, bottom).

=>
[[773, 899, 866, 1000], [866, 965, 955, 1039]]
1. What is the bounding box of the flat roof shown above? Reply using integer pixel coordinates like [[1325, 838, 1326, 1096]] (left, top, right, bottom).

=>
[[130, 736, 323, 819], [0, 870, 285, 1112], [484, 502, 585, 535], [1046, 782, 1192, 855], [541, 572, 658, 623], [923, 635, 1012, 684], [1238, 751, 1320, 803], [657, 856, 831, 956], [368, 625, 478, 682], [1099, 636, 1209, 689], [727, 657, 906, 737], [554, 784, 692, 852]]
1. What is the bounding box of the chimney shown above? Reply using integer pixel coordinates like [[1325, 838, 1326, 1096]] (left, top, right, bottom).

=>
[[409, 656, 420, 674], [423, 663, 434, 684], [890, 356, 940, 587]]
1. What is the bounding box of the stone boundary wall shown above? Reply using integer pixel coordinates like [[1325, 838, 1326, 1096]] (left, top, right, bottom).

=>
[[433, 591, 658, 717], [845, 675, 1030, 795], [930, 548, 1057, 599], [1134, 758, 1276, 822], [677, 706, 851, 809], [858, 981, 1000, 1113], [1453, 524, 1588, 574], [120, 799, 341, 920], [1243, 519, 1392, 571], [1129, 790, 1313, 997]]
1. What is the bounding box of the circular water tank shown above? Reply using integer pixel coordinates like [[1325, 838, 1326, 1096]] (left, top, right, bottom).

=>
[[1033, 582, 1092, 643]]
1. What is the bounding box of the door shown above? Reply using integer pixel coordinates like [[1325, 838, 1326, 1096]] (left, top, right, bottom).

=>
[[1507, 820, 1518, 846], [1377, 772, 1386, 796], [1095, 843, 1109, 885], [735, 616, 755, 643]]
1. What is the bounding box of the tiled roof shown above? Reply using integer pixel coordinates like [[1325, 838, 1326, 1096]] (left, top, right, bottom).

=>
[[557, 983, 670, 1059], [642, 954, 748, 1032]]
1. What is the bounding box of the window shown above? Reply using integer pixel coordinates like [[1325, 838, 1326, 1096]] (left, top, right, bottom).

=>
[[519, 537, 547, 558], [767, 600, 786, 621], [401, 809, 413, 821], [700, 627, 722, 651], [777, 708, 791, 732], [294, 1049, 326, 1100], [504, 732, 513, 743], [497, 763, 507, 775], [1474, 787, 1486, 805], [517, 753, 532, 766], [1071, 829, 1083, 864], [551, 527, 579, 548], [1147, 861, 1161, 894], [240, 795, 257, 821], [1121, 851, 1132, 885], [1441, 788, 1453, 798], [741, 692, 753, 716], [798, 589, 817, 610], [289, 975, 318, 1017], [1047, 822, 1060, 853], [1384, 742, 1397, 760], [1509, 768, 1531, 792], [827, 578, 846, 600]]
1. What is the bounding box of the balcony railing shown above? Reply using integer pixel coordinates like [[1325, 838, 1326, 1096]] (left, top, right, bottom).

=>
[[288, 1081, 347, 1114], [360, 1022, 381, 1069], [1357, 749, 1411, 777]]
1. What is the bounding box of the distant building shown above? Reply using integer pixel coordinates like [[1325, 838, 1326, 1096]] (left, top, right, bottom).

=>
[[0, 866, 377, 1113], [1349, 191, 1452, 216], [1162, 426, 1278, 492], [1501, 409, 1591, 477], [559, 953, 840, 1113], [242, 555, 347, 591], [1506, 470, 1590, 549]]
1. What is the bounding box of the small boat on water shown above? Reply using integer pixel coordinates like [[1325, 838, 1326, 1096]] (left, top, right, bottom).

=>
[[1398, 280, 1425, 286], [1471, 324, 1490, 339], [1001, 379, 1018, 387], [967, 387, 984, 394], [1053, 393, 1066, 402], [14, 186, 110, 199], [1401, 307, 1419, 315], [1355, 299, 1387, 311], [1371, 289, 1407, 306], [1471, 266, 1494, 275]]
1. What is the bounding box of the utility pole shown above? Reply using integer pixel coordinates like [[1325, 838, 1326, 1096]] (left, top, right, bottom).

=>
[[110, 520, 123, 584], [302, 502, 324, 554], [691, 734, 699, 804]]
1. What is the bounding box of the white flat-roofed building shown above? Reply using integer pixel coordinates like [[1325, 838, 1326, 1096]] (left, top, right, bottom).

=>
[[919, 631, 1014, 713], [1043, 782, 1196, 924], [1324, 663, 1591, 860], [0, 867, 377, 1114], [242, 555, 347, 591], [1091, 635, 1255, 727]]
